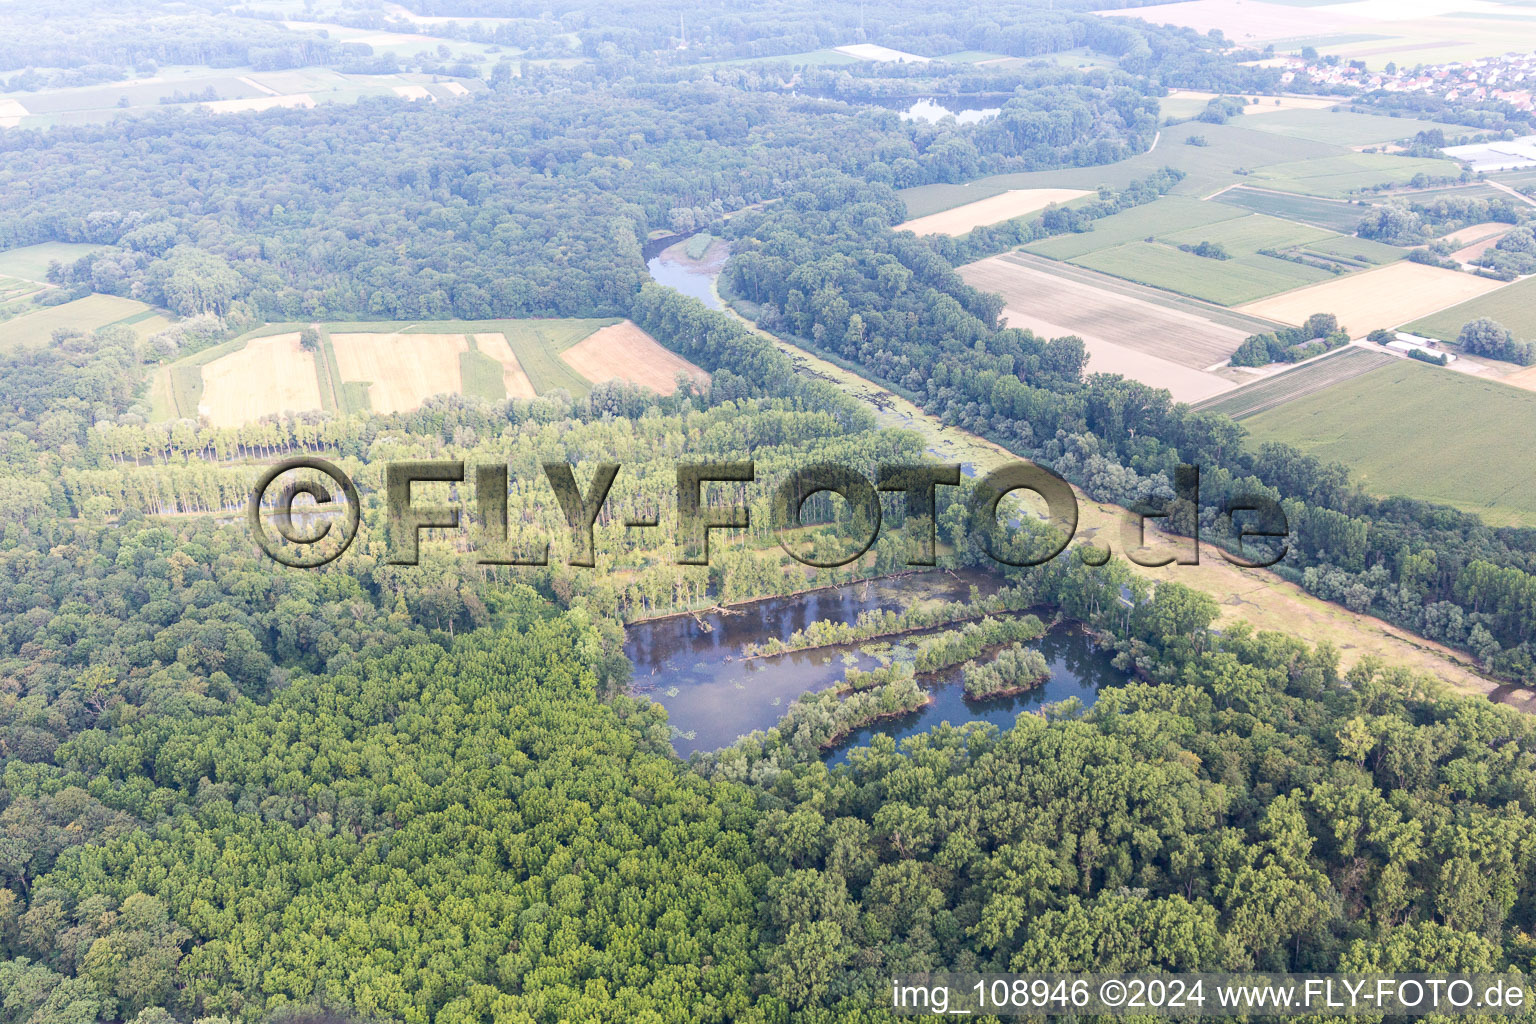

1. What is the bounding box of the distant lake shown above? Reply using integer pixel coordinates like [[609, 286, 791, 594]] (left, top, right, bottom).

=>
[[896, 97, 1003, 125], [623, 570, 1126, 761]]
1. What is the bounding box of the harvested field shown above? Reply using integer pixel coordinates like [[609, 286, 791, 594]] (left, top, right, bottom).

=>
[[1194, 345, 1396, 419], [958, 254, 1251, 402], [199, 333, 324, 427], [474, 332, 538, 399], [560, 320, 708, 395], [1236, 261, 1506, 332], [1400, 273, 1536, 343], [391, 85, 433, 101], [1243, 359, 1536, 526], [896, 188, 1091, 236], [1451, 236, 1507, 265], [331, 332, 469, 414], [1497, 364, 1536, 395]]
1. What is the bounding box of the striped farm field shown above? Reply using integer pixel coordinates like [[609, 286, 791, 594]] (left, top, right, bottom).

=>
[[154, 316, 704, 425], [1194, 346, 1396, 419], [958, 253, 1251, 403], [1212, 187, 1379, 233], [331, 332, 470, 415]]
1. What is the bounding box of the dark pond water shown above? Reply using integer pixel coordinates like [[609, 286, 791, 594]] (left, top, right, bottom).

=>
[[623, 571, 1126, 761]]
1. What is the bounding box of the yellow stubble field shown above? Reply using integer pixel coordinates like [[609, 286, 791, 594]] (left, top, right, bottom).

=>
[[331, 332, 469, 413], [199, 333, 324, 427]]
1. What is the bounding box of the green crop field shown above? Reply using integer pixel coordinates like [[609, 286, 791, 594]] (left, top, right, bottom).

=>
[[0, 293, 162, 351], [1296, 234, 1404, 266], [1400, 275, 1536, 343], [1195, 346, 1396, 419], [0, 242, 106, 282], [1243, 359, 1536, 526], [1245, 153, 1465, 198], [1213, 187, 1377, 232], [1241, 110, 1463, 147], [896, 122, 1344, 218], [1023, 197, 1245, 260], [459, 344, 507, 403], [1068, 241, 1333, 305], [1161, 212, 1334, 253]]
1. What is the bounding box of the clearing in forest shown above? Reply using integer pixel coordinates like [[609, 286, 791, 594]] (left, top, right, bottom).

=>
[[199, 333, 324, 428], [560, 320, 709, 395], [1237, 261, 1506, 332], [331, 332, 469, 414], [897, 188, 1093, 236]]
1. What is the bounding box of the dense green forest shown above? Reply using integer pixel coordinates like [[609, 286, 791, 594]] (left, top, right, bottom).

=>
[[4, 0, 1536, 1020]]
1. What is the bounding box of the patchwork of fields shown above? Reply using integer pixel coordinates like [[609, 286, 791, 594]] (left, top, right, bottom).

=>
[[917, 94, 1536, 528], [1021, 189, 1400, 306], [155, 318, 706, 426]]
